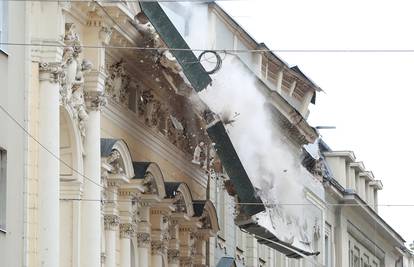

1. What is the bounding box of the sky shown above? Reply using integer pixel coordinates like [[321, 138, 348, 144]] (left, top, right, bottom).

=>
[[219, 0, 414, 245]]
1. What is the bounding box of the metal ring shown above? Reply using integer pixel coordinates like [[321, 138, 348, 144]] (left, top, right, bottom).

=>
[[198, 50, 222, 74]]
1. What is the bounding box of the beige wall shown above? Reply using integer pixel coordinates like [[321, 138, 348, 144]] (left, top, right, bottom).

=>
[[101, 107, 206, 200]]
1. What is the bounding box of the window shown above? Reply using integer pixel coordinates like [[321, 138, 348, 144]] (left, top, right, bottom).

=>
[[0, 0, 7, 52], [0, 148, 6, 231]]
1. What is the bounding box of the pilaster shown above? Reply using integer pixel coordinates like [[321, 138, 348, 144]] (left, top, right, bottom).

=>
[[79, 11, 110, 267], [38, 60, 62, 267]]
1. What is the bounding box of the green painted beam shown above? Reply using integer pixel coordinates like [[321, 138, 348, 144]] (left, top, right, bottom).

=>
[[206, 120, 265, 216], [140, 2, 212, 92]]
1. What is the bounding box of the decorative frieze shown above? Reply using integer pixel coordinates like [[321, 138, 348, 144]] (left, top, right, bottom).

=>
[[119, 223, 135, 239], [105, 60, 130, 106], [104, 214, 120, 231], [137, 232, 151, 247]]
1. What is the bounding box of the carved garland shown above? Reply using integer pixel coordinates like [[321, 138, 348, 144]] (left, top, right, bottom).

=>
[[40, 23, 108, 142]]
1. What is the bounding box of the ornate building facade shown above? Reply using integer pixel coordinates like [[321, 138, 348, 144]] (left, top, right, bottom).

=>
[[0, 1, 413, 267]]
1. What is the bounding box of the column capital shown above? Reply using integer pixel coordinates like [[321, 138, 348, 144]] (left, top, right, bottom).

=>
[[119, 223, 135, 239], [85, 90, 107, 111], [104, 214, 120, 231], [39, 62, 63, 83], [180, 257, 192, 267], [151, 240, 167, 255], [137, 232, 151, 248], [167, 249, 180, 264]]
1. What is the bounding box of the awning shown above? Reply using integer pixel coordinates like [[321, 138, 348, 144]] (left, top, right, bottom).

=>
[[216, 257, 236, 267], [140, 2, 212, 92]]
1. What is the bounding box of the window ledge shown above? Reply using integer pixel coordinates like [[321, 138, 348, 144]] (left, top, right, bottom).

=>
[[0, 228, 6, 234]]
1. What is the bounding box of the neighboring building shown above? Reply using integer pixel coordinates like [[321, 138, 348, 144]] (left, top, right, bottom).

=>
[[0, 1, 29, 267], [302, 139, 414, 267]]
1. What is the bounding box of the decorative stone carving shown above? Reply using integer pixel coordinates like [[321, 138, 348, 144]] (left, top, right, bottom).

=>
[[192, 142, 204, 165], [99, 26, 113, 45], [135, 15, 162, 48], [160, 51, 182, 74], [104, 214, 120, 231], [85, 91, 107, 111], [167, 249, 180, 264], [180, 257, 192, 267], [151, 240, 167, 255], [137, 232, 151, 247], [39, 62, 63, 83], [105, 150, 124, 174], [161, 231, 170, 242], [119, 223, 135, 239], [142, 173, 158, 194], [105, 60, 130, 105], [173, 192, 187, 213], [58, 23, 95, 139], [313, 218, 321, 241]]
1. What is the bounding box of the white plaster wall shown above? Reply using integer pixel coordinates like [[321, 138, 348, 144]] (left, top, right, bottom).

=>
[[325, 191, 403, 267], [0, 1, 30, 266]]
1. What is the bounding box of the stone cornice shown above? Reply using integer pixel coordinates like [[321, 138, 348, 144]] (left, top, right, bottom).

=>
[[102, 101, 207, 187], [350, 161, 365, 172], [323, 151, 356, 162]]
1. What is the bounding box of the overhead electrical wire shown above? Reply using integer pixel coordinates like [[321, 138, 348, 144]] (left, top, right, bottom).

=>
[[0, 1, 410, 209], [0, 0, 246, 2], [0, 104, 413, 208], [0, 104, 110, 192], [3, 42, 414, 53]]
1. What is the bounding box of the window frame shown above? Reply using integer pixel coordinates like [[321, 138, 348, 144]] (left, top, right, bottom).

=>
[[0, 148, 7, 232], [0, 0, 8, 53]]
